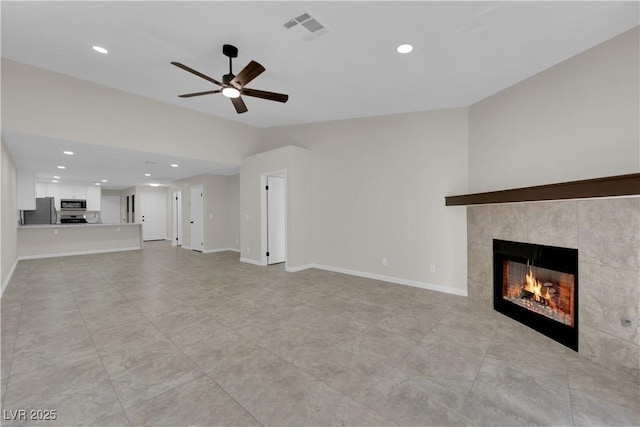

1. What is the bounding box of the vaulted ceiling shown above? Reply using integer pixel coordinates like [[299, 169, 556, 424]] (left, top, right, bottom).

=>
[[3, 1, 638, 128], [2, 1, 638, 188]]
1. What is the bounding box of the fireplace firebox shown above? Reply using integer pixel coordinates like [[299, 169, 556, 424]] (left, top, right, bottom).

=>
[[493, 239, 578, 351]]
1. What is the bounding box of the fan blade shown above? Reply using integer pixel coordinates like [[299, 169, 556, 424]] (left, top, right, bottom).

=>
[[171, 62, 223, 87], [231, 96, 248, 114], [178, 90, 222, 98], [242, 88, 289, 103], [230, 60, 265, 89]]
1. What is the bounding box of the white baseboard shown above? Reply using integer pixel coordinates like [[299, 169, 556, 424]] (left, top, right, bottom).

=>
[[1, 258, 19, 297], [17, 246, 141, 261], [240, 259, 466, 297], [285, 263, 315, 273], [310, 263, 468, 297], [203, 247, 240, 254], [240, 257, 266, 266]]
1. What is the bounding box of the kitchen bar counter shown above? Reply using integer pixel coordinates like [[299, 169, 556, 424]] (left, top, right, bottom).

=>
[[17, 223, 142, 259], [19, 223, 142, 228]]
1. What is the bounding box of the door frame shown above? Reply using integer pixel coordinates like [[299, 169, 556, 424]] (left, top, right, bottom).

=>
[[190, 184, 204, 252], [172, 190, 182, 246], [260, 170, 287, 266]]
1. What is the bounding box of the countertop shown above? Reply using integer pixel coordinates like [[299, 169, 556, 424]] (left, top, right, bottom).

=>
[[19, 223, 141, 229]]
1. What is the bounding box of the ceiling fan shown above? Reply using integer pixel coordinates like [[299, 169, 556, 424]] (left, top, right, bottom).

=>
[[171, 44, 289, 114]]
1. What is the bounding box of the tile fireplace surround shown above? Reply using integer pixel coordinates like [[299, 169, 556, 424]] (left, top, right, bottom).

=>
[[467, 196, 639, 384]]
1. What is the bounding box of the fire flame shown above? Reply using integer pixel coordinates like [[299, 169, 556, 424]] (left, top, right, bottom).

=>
[[523, 267, 549, 303], [521, 268, 559, 311]]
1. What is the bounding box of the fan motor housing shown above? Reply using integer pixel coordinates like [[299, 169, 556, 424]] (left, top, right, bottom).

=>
[[222, 73, 235, 85]]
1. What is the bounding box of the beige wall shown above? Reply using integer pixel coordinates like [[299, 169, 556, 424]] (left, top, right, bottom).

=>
[[240, 146, 313, 269], [171, 174, 240, 252], [468, 27, 639, 193], [1, 138, 18, 293], [224, 175, 240, 251], [259, 110, 469, 294], [1, 59, 263, 166]]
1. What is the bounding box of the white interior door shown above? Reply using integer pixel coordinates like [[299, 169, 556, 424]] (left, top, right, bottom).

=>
[[172, 190, 182, 246], [141, 192, 166, 241], [100, 195, 120, 224], [190, 185, 204, 251], [267, 176, 286, 264]]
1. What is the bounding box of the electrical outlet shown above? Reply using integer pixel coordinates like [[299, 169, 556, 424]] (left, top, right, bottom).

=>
[[247, 246, 251, 253], [382, 258, 388, 266], [429, 264, 436, 273]]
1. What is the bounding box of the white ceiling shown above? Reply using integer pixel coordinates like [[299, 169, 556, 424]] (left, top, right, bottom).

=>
[[1, 1, 638, 189]]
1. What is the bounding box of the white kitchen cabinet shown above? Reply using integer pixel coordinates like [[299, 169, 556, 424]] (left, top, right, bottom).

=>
[[60, 184, 74, 200], [44, 183, 100, 211], [60, 184, 87, 200], [86, 186, 101, 211], [46, 184, 61, 210], [35, 182, 47, 198]]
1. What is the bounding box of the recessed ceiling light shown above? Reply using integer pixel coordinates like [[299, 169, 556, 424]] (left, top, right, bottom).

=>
[[53, 176, 60, 179], [63, 151, 74, 155], [57, 165, 66, 169], [396, 44, 414, 54], [51, 180, 58, 183], [170, 164, 179, 168], [144, 173, 151, 177], [92, 45, 108, 54], [94, 182, 101, 186], [149, 183, 161, 187], [101, 179, 108, 183]]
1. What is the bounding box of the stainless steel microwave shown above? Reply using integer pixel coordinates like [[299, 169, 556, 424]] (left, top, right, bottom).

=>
[[60, 199, 87, 211]]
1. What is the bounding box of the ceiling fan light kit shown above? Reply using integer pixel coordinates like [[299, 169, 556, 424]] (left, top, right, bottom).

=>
[[222, 87, 240, 98], [172, 44, 289, 114]]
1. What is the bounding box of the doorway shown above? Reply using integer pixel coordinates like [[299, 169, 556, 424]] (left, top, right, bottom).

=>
[[262, 172, 286, 265], [190, 185, 204, 252], [141, 192, 167, 241], [172, 190, 182, 246], [101, 195, 120, 224]]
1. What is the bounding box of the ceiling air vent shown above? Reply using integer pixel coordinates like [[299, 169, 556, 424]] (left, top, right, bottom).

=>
[[295, 13, 312, 23], [283, 12, 330, 41], [283, 20, 297, 29]]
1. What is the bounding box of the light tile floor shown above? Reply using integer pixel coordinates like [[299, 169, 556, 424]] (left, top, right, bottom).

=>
[[1, 241, 638, 426]]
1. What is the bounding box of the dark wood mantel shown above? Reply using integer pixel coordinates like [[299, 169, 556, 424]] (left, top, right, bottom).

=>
[[445, 173, 640, 206]]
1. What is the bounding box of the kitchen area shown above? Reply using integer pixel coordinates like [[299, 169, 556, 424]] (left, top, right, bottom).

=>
[[18, 177, 143, 259], [5, 132, 237, 262]]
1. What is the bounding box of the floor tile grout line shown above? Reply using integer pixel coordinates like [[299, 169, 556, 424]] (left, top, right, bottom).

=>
[[565, 347, 577, 427], [461, 313, 502, 402], [128, 265, 396, 426], [107, 279, 267, 427], [0, 275, 27, 409], [3, 242, 638, 426], [66, 271, 134, 427], [138, 309, 267, 427]]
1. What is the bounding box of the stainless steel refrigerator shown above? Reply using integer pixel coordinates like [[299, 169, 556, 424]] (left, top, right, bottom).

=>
[[23, 197, 57, 225]]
